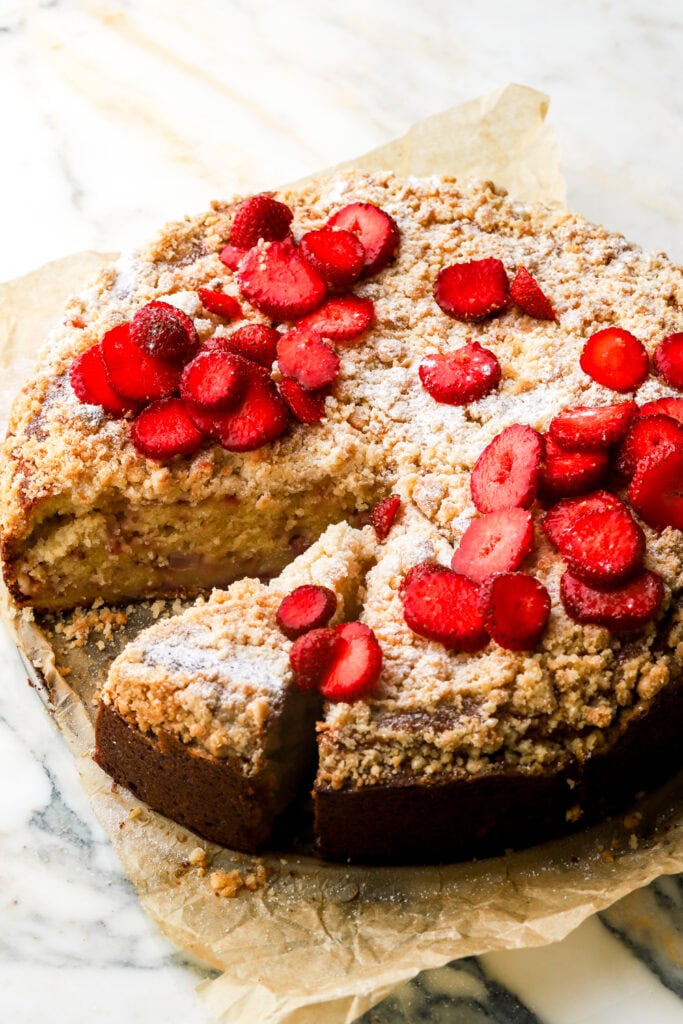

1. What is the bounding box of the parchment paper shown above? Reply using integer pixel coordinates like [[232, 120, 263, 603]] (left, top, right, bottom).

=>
[[2, 84, 682, 1024]]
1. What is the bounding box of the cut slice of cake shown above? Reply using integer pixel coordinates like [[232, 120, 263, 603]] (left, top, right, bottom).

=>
[[95, 521, 377, 851]]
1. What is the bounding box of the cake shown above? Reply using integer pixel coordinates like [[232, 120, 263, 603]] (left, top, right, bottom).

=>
[[3, 171, 683, 863]]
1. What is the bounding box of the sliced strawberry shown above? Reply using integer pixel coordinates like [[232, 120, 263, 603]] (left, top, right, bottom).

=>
[[289, 627, 341, 692], [131, 397, 204, 461], [398, 561, 450, 600], [480, 572, 551, 651], [326, 203, 399, 277], [212, 323, 280, 368], [238, 239, 327, 320], [276, 329, 340, 390], [628, 445, 683, 531], [548, 402, 637, 451], [197, 288, 242, 320], [580, 328, 649, 392], [276, 584, 337, 640], [638, 396, 683, 424], [555, 506, 645, 587], [320, 622, 383, 702], [180, 350, 246, 411], [560, 569, 664, 632], [510, 267, 556, 320], [130, 300, 199, 364], [451, 508, 534, 583], [653, 332, 683, 390], [542, 491, 624, 549], [419, 341, 501, 406], [219, 244, 247, 272], [616, 414, 683, 478], [540, 436, 609, 500], [230, 194, 293, 250], [471, 424, 543, 514], [370, 494, 401, 542], [434, 257, 510, 322], [69, 342, 139, 417], [295, 295, 374, 342], [101, 323, 181, 403], [278, 377, 326, 424], [300, 228, 365, 289], [188, 358, 289, 452], [401, 567, 489, 652]]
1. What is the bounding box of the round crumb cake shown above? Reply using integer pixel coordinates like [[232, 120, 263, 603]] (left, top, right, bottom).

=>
[[2, 171, 682, 863]]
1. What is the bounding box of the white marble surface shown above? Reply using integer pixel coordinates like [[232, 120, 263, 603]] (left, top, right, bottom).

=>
[[2, 1, 683, 1022]]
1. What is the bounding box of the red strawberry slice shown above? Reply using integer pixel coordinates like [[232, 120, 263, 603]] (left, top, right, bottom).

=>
[[471, 424, 543, 514], [219, 244, 247, 272], [543, 491, 624, 549], [278, 377, 326, 424], [628, 445, 683, 531], [480, 572, 551, 650], [131, 397, 204, 461], [320, 622, 383, 702], [555, 506, 645, 587], [188, 357, 289, 452], [238, 239, 327, 320], [130, 300, 200, 364], [197, 288, 242, 320], [370, 494, 401, 542], [276, 584, 337, 640], [69, 342, 140, 417], [653, 332, 683, 390], [276, 329, 340, 390], [180, 350, 246, 411], [451, 508, 534, 583], [289, 627, 341, 692], [211, 323, 280, 368], [398, 561, 450, 600], [540, 436, 609, 500], [560, 569, 664, 632], [230, 194, 293, 250], [295, 295, 374, 342], [401, 567, 489, 652], [580, 327, 649, 392], [434, 257, 510, 322], [616, 414, 683, 478], [510, 267, 556, 320], [326, 203, 399, 277], [419, 341, 501, 406], [638, 396, 683, 423], [101, 323, 182, 403], [548, 402, 637, 451], [300, 228, 365, 289]]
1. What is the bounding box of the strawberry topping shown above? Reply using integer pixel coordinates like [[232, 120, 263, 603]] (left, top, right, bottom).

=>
[[101, 323, 182, 403], [560, 569, 664, 632], [548, 402, 637, 451], [238, 239, 327, 320], [276, 329, 340, 390], [295, 295, 374, 342], [451, 508, 534, 583], [510, 267, 556, 320], [69, 343, 139, 417], [278, 378, 326, 424], [418, 341, 501, 406], [580, 328, 649, 392], [398, 561, 449, 600], [180, 350, 246, 411], [434, 257, 510, 322], [555, 505, 645, 587], [471, 424, 543, 513], [230, 194, 293, 250], [638, 396, 683, 424], [130, 300, 199, 364], [401, 566, 489, 652], [219, 244, 247, 272], [197, 288, 242, 320], [480, 572, 551, 650], [214, 323, 280, 368], [616, 414, 683, 478], [276, 584, 337, 640], [628, 445, 683, 531], [543, 491, 624, 549], [300, 228, 365, 289], [320, 622, 383, 702], [131, 397, 204, 461], [653, 333, 683, 390], [289, 628, 341, 692], [370, 494, 401, 542], [326, 202, 399, 277], [540, 436, 609, 500], [188, 357, 289, 452]]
